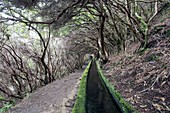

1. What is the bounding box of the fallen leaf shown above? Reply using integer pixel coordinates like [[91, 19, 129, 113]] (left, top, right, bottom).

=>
[[154, 97, 165, 102], [152, 103, 164, 111], [140, 105, 147, 108]]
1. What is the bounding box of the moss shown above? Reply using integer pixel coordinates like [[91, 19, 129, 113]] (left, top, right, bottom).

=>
[[72, 61, 92, 113], [0, 95, 4, 100], [96, 61, 138, 113], [72, 60, 137, 113], [0, 100, 15, 113], [165, 30, 170, 37]]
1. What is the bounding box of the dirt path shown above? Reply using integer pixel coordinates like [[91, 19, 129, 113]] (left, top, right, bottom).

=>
[[8, 69, 84, 113]]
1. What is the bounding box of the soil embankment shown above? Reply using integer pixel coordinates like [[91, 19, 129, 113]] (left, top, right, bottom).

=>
[[103, 27, 170, 113]]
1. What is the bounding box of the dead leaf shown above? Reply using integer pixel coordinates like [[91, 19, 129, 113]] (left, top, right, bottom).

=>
[[152, 103, 164, 111], [154, 97, 165, 102], [140, 105, 147, 108]]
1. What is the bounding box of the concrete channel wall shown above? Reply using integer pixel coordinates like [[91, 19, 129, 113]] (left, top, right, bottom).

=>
[[72, 59, 137, 113]]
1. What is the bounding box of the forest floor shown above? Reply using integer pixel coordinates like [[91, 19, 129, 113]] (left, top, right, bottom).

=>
[[8, 68, 84, 113], [103, 20, 170, 113], [103, 48, 170, 113]]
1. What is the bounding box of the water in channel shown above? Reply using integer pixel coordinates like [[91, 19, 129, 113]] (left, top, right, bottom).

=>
[[86, 60, 123, 113]]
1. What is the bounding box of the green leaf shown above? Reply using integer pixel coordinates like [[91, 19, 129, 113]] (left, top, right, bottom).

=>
[[0, 95, 4, 100]]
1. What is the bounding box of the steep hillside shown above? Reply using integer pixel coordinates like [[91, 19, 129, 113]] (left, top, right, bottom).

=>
[[103, 20, 170, 113]]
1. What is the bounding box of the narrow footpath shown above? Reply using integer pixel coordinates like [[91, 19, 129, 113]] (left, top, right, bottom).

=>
[[8, 69, 84, 113]]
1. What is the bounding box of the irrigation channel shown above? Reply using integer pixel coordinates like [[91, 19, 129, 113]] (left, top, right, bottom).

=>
[[72, 59, 135, 113], [86, 60, 123, 113]]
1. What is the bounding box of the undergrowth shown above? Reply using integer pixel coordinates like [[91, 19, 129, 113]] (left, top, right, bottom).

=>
[[0, 96, 14, 113]]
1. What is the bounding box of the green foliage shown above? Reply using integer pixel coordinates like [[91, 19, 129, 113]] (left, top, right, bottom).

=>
[[6, 23, 30, 39], [96, 61, 137, 113], [0, 101, 14, 113], [0, 95, 4, 101], [71, 8, 98, 29], [165, 30, 170, 37], [55, 25, 71, 36], [72, 61, 92, 113], [145, 54, 159, 62], [138, 47, 149, 56]]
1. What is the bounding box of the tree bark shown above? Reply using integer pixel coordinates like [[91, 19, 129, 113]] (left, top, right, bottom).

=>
[[98, 15, 108, 64]]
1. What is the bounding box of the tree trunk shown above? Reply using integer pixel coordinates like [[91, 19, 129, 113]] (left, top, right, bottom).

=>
[[98, 15, 109, 64]]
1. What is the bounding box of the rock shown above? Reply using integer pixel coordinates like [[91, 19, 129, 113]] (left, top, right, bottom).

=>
[[65, 102, 72, 107]]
